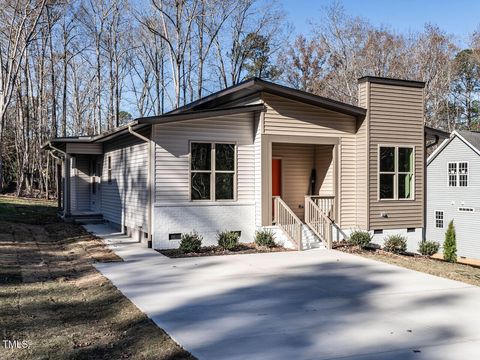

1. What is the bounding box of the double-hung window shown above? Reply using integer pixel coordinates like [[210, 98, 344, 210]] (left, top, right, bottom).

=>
[[435, 211, 444, 228], [448, 162, 468, 187], [190, 142, 236, 201], [379, 146, 414, 200]]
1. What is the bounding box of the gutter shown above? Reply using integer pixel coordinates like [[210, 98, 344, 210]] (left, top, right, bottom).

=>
[[128, 126, 153, 248], [426, 135, 440, 149]]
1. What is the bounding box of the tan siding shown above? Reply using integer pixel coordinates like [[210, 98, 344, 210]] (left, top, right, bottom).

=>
[[263, 93, 357, 227], [254, 113, 263, 226], [356, 83, 369, 229], [272, 143, 314, 220], [101, 130, 149, 231], [368, 83, 424, 229], [154, 113, 255, 203], [315, 145, 334, 196]]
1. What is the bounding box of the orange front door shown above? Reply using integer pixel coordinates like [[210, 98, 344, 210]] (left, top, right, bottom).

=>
[[272, 159, 282, 197]]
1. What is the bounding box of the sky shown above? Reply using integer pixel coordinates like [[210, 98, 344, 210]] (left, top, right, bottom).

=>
[[281, 0, 480, 47]]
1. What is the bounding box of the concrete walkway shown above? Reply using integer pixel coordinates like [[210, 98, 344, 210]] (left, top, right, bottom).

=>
[[86, 224, 480, 360]]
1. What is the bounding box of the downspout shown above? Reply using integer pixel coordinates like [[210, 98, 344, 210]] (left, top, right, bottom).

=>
[[128, 126, 153, 248], [423, 134, 440, 241]]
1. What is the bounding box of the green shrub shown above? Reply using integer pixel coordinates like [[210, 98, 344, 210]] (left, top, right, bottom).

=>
[[347, 230, 372, 248], [383, 234, 407, 254], [179, 232, 202, 253], [443, 220, 457, 262], [255, 229, 276, 248], [418, 240, 440, 256], [217, 230, 239, 250]]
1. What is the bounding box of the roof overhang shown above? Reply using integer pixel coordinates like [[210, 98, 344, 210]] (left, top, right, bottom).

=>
[[137, 104, 266, 124], [168, 78, 367, 118]]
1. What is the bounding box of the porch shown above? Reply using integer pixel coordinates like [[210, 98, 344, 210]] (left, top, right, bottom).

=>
[[262, 136, 340, 250]]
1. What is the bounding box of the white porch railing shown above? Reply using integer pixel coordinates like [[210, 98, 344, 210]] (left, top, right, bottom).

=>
[[308, 195, 335, 221], [273, 196, 302, 250], [305, 196, 334, 249]]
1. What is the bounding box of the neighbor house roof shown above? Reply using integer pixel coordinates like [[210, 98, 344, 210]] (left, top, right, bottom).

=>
[[427, 130, 480, 165]]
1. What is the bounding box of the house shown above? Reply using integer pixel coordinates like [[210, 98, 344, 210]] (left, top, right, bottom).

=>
[[44, 76, 433, 251], [427, 130, 480, 260]]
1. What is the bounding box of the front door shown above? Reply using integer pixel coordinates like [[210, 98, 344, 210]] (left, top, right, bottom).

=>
[[272, 159, 282, 221], [272, 159, 282, 197]]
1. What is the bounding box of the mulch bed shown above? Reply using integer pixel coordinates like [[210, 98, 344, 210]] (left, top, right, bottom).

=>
[[334, 241, 480, 287], [158, 243, 291, 258]]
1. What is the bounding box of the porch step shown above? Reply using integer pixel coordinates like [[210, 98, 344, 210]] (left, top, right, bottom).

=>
[[301, 224, 325, 250], [69, 213, 104, 225]]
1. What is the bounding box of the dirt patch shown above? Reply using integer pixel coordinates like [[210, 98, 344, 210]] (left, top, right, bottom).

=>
[[159, 243, 291, 258], [335, 243, 480, 287], [0, 197, 194, 360]]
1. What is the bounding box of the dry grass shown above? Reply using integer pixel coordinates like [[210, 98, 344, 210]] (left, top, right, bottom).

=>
[[0, 196, 194, 360], [336, 244, 480, 287]]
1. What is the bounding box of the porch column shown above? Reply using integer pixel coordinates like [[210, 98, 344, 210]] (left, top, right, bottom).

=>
[[57, 161, 62, 211], [261, 135, 272, 226], [64, 154, 72, 217]]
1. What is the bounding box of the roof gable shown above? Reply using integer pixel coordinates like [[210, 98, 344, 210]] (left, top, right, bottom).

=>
[[167, 78, 367, 118], [427, 130, 480, 165]]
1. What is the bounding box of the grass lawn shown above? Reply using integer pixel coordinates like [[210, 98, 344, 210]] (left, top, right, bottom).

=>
[[0, 195, 194, 360], [335, 244, 480, 287]]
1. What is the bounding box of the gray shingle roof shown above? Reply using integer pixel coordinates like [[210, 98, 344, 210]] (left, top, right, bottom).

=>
[[458, 130, 480, 152]]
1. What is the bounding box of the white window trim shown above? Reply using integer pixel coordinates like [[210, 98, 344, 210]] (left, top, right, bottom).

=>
[[189, 141, 237, 202], [434, 210, 444, 229], [378, 145, 415, 201], [447, 161, 469, 188]]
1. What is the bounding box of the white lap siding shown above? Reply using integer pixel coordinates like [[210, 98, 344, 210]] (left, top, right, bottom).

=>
[[73, 155, 91, 211], [101, 131, 149, 235], [152, 113, 256, 248], [427, 136, 480, 259]]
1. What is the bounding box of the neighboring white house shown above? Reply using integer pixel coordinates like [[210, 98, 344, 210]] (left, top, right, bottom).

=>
[[44, 76, 436, 252], [427, 130, 480, 260]]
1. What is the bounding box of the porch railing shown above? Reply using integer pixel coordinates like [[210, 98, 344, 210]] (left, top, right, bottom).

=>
[[308, 195, 335, 221], [273, 196, 302, 250], [305, 196, 334, 249]]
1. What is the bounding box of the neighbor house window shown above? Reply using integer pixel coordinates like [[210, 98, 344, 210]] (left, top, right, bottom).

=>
[[107, 156, 112, 183], [435, 211, 444, 228], [190, 142, 236, 201], [448, 162, 468, 187], [379, 146, 414, 200]]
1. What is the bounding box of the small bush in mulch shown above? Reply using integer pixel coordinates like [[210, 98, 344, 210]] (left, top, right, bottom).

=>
[[255, 229, 276, 248], [443, 220, 457, 263], [158, 243, 290, 258], [217, 230, 239, 251], [347, 230, 372, 248], [179, 231, 203, 253], [383, 234, 407, 254], [418, 240, 440, 256]]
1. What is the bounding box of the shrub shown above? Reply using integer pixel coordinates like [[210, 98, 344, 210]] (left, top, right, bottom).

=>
[[255, 229, 276, 248], [418, 240, 440, 256], [217, 230, 239, 250], [383, 235, 407, 254], [347, 230, 372, 248], [179, 232, 202, 253], [443, 220, 457, 263]]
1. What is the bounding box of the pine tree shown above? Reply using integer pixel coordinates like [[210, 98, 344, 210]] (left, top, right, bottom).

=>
[[443, 220, 457, 262]]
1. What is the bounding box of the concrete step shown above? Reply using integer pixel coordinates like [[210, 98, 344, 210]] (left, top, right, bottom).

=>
[[301, 225, 325, 250], [73, 218, 105, 225]]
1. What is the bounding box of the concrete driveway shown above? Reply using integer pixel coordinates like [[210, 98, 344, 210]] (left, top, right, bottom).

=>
[[88, 225, 480, 360]]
